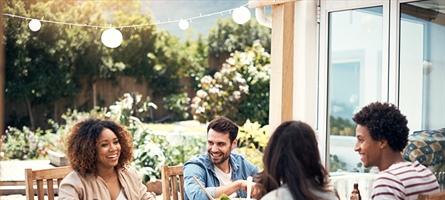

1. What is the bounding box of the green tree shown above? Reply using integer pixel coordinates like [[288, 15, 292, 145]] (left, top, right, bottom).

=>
[[207, 18, 271, 61], [5, 0, 202, 128], [4, 0, 78, 129]]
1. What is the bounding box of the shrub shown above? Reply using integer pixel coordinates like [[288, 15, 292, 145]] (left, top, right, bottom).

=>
[[162, 92, 191, 121], [236, 119, 269, 170], [191, 41, 270, 125], [1, 126, 48, 160]]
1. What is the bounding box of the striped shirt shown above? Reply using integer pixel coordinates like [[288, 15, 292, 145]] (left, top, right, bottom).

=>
[[370, 161, 439, 200]]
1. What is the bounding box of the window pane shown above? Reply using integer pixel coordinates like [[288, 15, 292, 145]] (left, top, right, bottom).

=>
[[399, 0, 445, 132], [328, 7, 383, 174]]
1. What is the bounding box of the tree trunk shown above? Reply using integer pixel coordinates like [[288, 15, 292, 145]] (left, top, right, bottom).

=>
[[25, 98, 35, 130], [93, 80, 97, 107]]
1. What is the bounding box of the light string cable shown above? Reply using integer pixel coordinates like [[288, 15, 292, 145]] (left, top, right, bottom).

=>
[[2, 2, 250, 30]]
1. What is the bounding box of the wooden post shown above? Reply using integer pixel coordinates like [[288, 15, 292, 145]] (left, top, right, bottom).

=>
[[266, 2, 296, 132]]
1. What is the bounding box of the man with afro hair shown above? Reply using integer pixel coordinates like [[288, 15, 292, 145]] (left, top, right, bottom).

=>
[[353, 102, 439, 200]]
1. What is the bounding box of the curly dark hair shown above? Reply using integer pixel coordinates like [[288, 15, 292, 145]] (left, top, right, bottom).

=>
[[66, 119, 134, 176], [352, 102, 409, 151], [255, 121, 336, 200]]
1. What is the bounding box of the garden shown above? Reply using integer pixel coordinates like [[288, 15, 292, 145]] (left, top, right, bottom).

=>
[[0, 92, 270, 184]]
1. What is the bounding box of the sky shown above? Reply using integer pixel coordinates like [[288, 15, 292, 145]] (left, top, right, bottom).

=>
[[143, 0, 250, 40]]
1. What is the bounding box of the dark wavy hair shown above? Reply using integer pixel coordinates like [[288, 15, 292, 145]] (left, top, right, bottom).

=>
[[66, 119, 134, 176], [207, 116, 239, 143], [255, 121, 336, 200], [353, 102, 409, 151]]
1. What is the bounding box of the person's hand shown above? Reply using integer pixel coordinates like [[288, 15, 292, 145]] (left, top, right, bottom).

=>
[[240, 181, 257, 197], [148, 191, 157, 199]]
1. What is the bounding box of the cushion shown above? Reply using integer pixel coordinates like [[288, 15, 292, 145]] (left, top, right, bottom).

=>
[[403, 128, 445, 166]]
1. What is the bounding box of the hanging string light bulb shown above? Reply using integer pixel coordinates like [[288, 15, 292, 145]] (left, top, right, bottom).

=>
[[232, 6, 251, 24], [28, 19, 41, 32], [101, 28, 123, 48], [178, 19, 189, 30], [6, 2, 252, 48]]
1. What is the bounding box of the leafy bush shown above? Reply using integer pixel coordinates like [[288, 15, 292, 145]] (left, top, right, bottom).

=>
[[155, 132, 206, 167], [191, 41, 270, 125], [1, 126, 48, 160], [236, 120, 269, 170], [162, 92, 191, 121], [127, 119, 165, 182]]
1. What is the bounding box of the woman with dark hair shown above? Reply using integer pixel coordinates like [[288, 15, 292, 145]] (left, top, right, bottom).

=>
[[255, 121, 339, 200], [58, 119, 156, 200]]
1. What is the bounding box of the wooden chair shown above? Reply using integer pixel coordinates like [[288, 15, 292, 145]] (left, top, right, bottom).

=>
[[25, 166, 72, 200], [418, 191, 445, 200], [161, 165, 184, 200]]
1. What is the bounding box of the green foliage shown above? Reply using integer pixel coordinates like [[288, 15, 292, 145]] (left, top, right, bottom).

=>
[[127, 120, 165, 182], [330, 154, 347, 172], [207, 18, 271, 58], [330, 115, 356, 136], [236, 120, 269, 170], [4, 0, 204, 128], [163, 93, 191, 121], [1, 126, 48, 160], [184, 35, 210, 90], [155, 133, 206, 167], [191, 41, 270, 125]]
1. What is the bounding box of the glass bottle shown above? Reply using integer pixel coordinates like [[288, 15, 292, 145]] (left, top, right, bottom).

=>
[[350, 183, 362, 200]]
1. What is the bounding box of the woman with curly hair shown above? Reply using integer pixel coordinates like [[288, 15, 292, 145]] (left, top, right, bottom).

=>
[[353, 102, 439, 199], [58, 119, 156, 200], [255, 121, 339, 200]]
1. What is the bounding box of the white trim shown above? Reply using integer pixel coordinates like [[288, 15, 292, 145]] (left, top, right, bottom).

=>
[[318, 0, 387, 169]]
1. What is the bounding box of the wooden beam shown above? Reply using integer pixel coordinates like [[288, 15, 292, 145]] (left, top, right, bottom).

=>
[[249, 0, 297, 8], [269, 2, 295, 132]]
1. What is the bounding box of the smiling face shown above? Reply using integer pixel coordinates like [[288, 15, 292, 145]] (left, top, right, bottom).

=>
[[96, 128, 121, 170], [207, 128, 237, 168], [354, 124, 382, 168]]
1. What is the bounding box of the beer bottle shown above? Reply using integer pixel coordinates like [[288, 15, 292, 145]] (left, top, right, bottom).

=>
[[350, 183, 362, 200]]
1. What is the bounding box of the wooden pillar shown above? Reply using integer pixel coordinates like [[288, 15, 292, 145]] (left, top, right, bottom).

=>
[[269, 2, 295, 132]]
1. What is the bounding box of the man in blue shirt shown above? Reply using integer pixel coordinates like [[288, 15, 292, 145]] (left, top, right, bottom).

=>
[[183, 116, 259, 200]]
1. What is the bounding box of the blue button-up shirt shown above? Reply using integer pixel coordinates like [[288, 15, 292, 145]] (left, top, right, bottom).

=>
[[183, 153, 259, 200]]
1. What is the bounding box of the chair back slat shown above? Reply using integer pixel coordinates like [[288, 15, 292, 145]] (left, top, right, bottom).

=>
[[25, 166, 72, 200], [171, 176, 178, 200], [46, 179, 54, 200], [161, 165, 184, 200], [36, 180, 44, 199]]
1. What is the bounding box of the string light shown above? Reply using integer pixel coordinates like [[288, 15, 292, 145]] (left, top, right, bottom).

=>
[[178, 19, 189, 30], [28, 19, 41, 32], [232, 6, 251, 25], [101, 28, 123, 48], [3, 2, 251, 47]]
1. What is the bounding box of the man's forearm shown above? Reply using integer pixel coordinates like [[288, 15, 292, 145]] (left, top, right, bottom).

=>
[[214, 180, 243, 198]]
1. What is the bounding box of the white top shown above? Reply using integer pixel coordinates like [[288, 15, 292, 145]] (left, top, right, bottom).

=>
[[214, 166, 237, 198], [116, 188, 127, 200]]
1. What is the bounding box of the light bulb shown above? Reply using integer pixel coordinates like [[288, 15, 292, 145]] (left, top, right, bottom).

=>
[[101, 28, 123, 48], [232, 6, 251, 24], [29, 19, 41, 32], [178, 19, 189, 30]]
